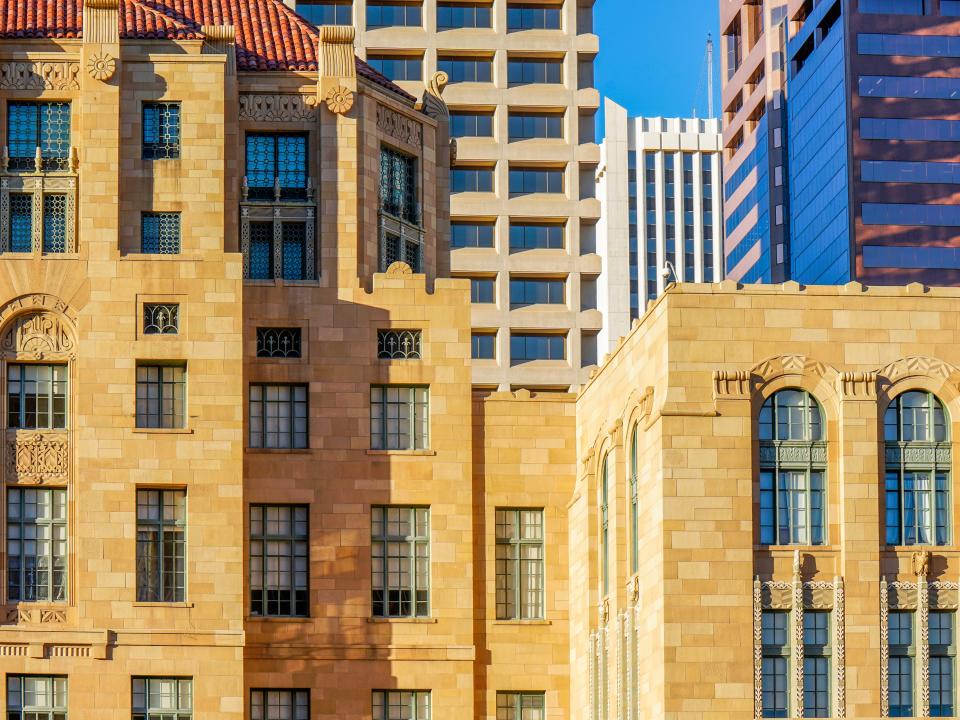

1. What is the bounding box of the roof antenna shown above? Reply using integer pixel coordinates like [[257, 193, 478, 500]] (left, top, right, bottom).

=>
[[693, 34, 715, 119]]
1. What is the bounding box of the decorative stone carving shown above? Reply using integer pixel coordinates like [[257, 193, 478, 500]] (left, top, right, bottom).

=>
[[240, 94, 319, 122], [880, 355, 959, 383], [39, 608, 66, 624], [421, 71, 450, 121], [835, 578, 846, 717], [319, 25, 357, 79], [5, 606, 65, 624], [638, 386, 655, 423], [385, 261, 413, 277], [324, 86, 354, 115], [759, 442, 827, 466], [753, 578, 763, 720], [0, 294, 77, 326], [838, 371, 877, 399], [0, 62, 81, 91], [913, 550, 931, 578], [919, 571, 930, 717], [86, 52, 116, 81], [712, 369, 750, 399], [7, 433, 69, 484], [793, 571, 805, 718], [2, 312, 74, 357], [929, 582, 959, 609], [880, 578, 889, 717], [752, 354, 830, 383], [377, 104, 423, 150]]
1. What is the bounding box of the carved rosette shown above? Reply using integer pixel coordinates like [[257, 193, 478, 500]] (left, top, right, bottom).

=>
[[324, 85, 354, 115], [7, 433, 69, 484], [86, 53, 116, 82]]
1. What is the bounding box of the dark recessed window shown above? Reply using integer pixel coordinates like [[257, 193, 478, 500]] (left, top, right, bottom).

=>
[[249, 505, 309, 617], [510, 277, 565, 306], [452, 166, 495, 193], [509, 112, 563, 140], [367, 2, 422, 28], [472, 333, 496, 359], [470, 277, 496, 303], [509, 223, 564, 251], [7, 102, 71, 172], [142, 102, 181, 160], [438, 56, 492, 83], [450, 111, 495, 138], [507, 4, 561, 30], [510, 333, 565, 363], [452, 222, 495, 248], [367, 56, 423, 81], [507, 58, 563, 86], [141, 212, 181, 254], [298, 0, 352, 24], [509, 167, 564, 196], [437, 2, 492, 28], [245, 133, 308, 202]]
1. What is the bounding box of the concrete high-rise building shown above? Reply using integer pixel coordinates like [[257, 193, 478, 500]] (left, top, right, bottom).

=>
[[722, 0, 960, 287], [288, 0, 601, 391], [597, 100, 723, 351]]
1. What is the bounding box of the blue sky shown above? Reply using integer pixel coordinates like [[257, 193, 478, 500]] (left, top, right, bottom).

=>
[[596, 0, 720, 125]]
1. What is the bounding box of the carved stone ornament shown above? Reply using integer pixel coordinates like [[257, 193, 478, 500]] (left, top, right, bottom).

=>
[[6, 606, 66, 624], [7, 433, 69, 484], [913, 550, 931, 578], [240, 94, 319, 122], [712, 369, 751, 399], [2, 312, 74, 357], [385, 261, 413, 277], [324, 85, 354, 115], [86, 52, 116, 82], [377, 104, 423, 149], [838, 371, 877, 399], [0, 62, 81, 91]]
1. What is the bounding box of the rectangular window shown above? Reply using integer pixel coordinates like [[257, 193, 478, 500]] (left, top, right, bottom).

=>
[[510, 277, 565, 306], [762, 611, 790, 718], [452, 166, 494, 193], [889, 611, 914, 717], [371, 507, 430, 617], [297, 0, 352, 25], [141, 213, 181, 254], [859, 33, 960, 58], [7, 102, 71, 172], [281, 221, 307, 281], [372, 691, 431, 720], [437, 2, 491, 28], [132, 677, 192, 720], [378, 329, 422, 360], [370, 386, 429, 450], [367, 2, 422, 27], [509, 112, 563, 141], [803, 612, 830, 718], [251, 690, 310, 720], [945, 0, 960, 14], [249, 222, 274, 280], [8, 193, 33, 253], [495, 509, 544, 620], [452, 221, 495, 248], [6, 677, 67, 720], [509, 167, 564, 195], [42, 194, 67, 254], [136, 489, 186, 603], [380, 147, 419, 223], [142, 103, 181, 160], [860, 75, 960, 100], [507, 58, 563, 86], [6, 488, 67, 602], [861, 117, 960, 141], [759, 470, 825, 546], [256, 327, 302, 358], [885, 470, 949, 545], [450, 111, 494, 138], [862, 160, 960, 185], [438, 56, 492, 83], [510, 333, 565, 363], [496, 692, 545, 720], [471, 277, 496, 303], [472, 332, 496, 359], [509, 223, 564, 251], [245, 133, 308, 202], [859, 0, 924, 13], [143, 303, 179, 335], [250, 505, 309, 617], [249, 384, 308, 449], [8, 364, 67, 429], [931, 611, 955, 717], [367, 55, 423, 82], [864, 202, 960, 227], [507, 4, 561, 30], [136, 364, 186, 429]]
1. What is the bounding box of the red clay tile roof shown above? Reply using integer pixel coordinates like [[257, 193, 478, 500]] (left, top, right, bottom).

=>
[[0, 0, 413, 99]]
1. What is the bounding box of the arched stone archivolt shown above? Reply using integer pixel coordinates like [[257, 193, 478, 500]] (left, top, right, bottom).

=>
[[877, 355, 960, 417], [0, 294, 77, 360]]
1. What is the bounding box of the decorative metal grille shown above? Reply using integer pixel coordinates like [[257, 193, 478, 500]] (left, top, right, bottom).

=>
[[141, 212, 181, 254], [143, 303, 179, 335], [281, 221, 307, 280], [142, 102, 181, 160], [380, 146, 418, 223], [8, 194, 33, 252], [377, 329, 422, 360], [379, 213, 423, 272], [256, 327, 302, 358], [248, 221, 274, 279], [42, 194, 67, 253], [245, 133, 308, 201], [7, 102, 71, 172]]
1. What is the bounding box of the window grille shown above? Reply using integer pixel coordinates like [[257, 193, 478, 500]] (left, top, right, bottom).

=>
[[281, 221, 307, 280], [8, 194, 33, 252], [245, 134, 308, 202], [380, 147, 418, 223], [248, 221, 274, 280], [371, 507, 430, 617], [141, 213, 181, 254], [379, 213, 423, 272], [6, 488, 67, 602], [136, 489, 186, 602], [249, 505, 309, 617], [143, 103, 181, 160], [42, 194, 67, 253], [143, 304, 179, 335], [377, 330, 422, 359], [7, 102, 71, 172], [256, 328, 302, 358]]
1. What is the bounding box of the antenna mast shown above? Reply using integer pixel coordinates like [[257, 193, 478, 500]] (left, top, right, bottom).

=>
[[706, 34, 714, 118]]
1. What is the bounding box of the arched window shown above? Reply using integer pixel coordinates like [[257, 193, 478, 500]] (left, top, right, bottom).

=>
[[884, 391, 951, 546], [629, 425, 639, 576], [600, 453, 610, 597], [759, 389, 826, 545]]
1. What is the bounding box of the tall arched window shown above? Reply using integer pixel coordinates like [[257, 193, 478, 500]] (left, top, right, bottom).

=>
[[629, 425, 639, 576], [884, 391, 951, 546], [600, 453, 610, 597], [759, 389, 826, 545]]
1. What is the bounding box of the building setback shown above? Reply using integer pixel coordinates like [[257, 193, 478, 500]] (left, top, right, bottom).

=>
[[597, 100, 723, 351], [287, 0, 602, 391]]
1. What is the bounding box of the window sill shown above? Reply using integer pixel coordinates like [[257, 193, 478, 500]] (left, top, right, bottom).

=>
[[366, 617, 437, 624], [132, 427, 193, 434], [121, 254, 200, 261], [242, 279, 321, 287], [492, 619, 551, 626], [366, 449, 437, 457], [758, 545, 838, 553], [246, 615, 312, 623], [133, 602, 194, 608], [245, 447, 312, 454]]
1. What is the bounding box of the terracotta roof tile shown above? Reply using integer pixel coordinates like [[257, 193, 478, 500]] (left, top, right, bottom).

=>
[[0, 0, 414, 99]]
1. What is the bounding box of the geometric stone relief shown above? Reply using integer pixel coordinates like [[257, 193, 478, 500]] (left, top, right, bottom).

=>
[[712, 369, 750, 400], [0, 62, 80, 90], [6, 432, 69, 484], [239, 94, 318, 122], [2, 311, 75, 358], [5, 606, 66, 624], [377, 104, 423, 150]]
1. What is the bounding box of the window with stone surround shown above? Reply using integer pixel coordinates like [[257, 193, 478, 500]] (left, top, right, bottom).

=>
[[132, 677, 192, 720], [889, 611, 915, 717], [803, 611, 831, 717], [495, 508, 544, 620], [142, 102, 181, 160], [143, 304, 179, 335], [6, 487, 67, 602], [245, 133, 308, 202], [136, 489, 186, 602], [7, 363, 67, 429], [761, 610, 789, 718], [251, 690, 310, 720], [249, 505, 309, 617], [758, 389, 826, 546], [249, 384, 308, 449], [136, 364, 186, 429], [371, 506, 430, 618], [370, 386, 429, 450], [884, 391, 951, 546], [6, 676, 67, 720], [256, 328, 302, 358], [931, 611, 955, 716], [379, 146, 422, 273], [496, 692, 545, 720], [140, 212, 181, 254], [372, 691, 430, 720], [7, 102, 71, 172]]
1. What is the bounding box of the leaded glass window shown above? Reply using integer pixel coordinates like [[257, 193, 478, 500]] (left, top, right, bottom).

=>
[[496, 692, 545, 720], [6, 676, 67, 720], [143, 304, 179, 335], [42, 194, 67, 253], [281, 221, 306, 280], [245, 134, 308, 202], [6, 488, 67, 602], [141, 213, 181, 254], [803, 612, 830, 717], [762, 611, 789, 718], [251, 690, 310, 720], [889, 611, 914, 717], [249, 505, 309, 617], [759, 390, 826, 545], [495, 509, 544, 620], [249, 384, 308, 449], [380, 147, 418, 223], [256, 328, 302, 358], [249, 221, 274, 280], [9, 193, 33, 253], [371, 506, 430, 618], [136, 365, 186, 429], [143, 103, 181, 160], [136, 489, 186, 602], [885, 391, 951, 545], [8, 364, 67, 429], [132, 677, 192, 720], [7, 102, 71, 172], [370, 386, 429, 450], [931, 611, 955, 717], [372, 691, 430, 720], [377, 330, 422, 360]]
